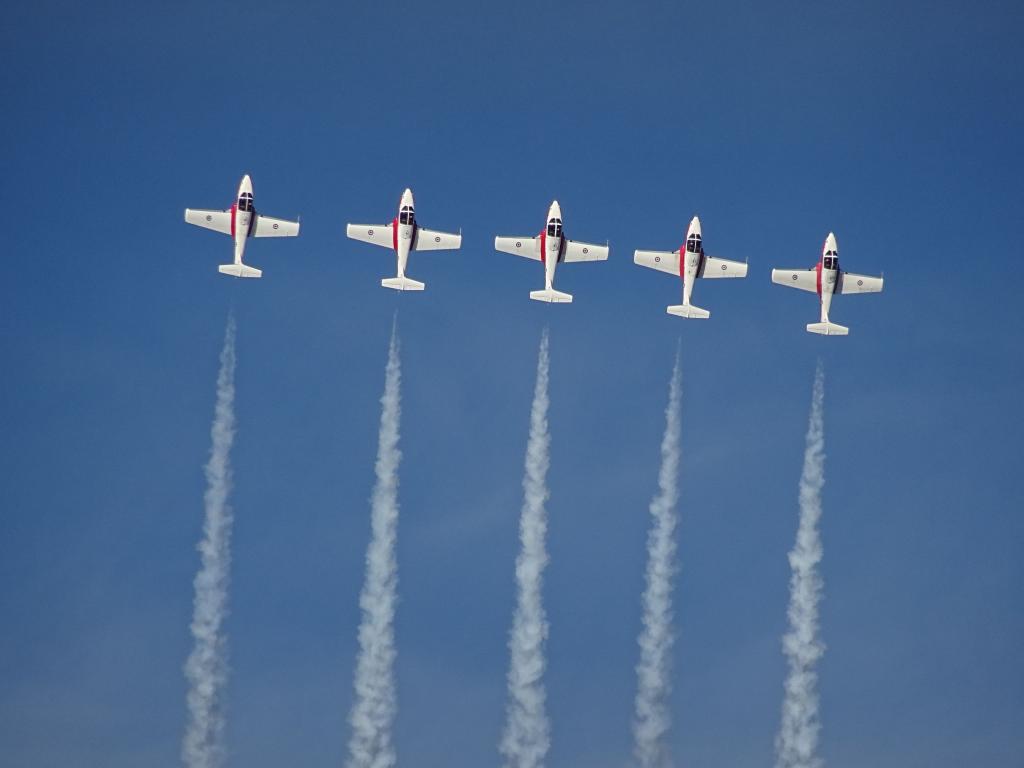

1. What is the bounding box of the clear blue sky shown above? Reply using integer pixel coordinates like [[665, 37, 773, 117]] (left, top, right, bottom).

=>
[[1, 1, 1022, 766]]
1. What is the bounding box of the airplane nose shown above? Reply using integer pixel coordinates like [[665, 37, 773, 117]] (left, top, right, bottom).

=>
[[549, 200, 562, 218], [399, 188, 414, 212], [690, 215, 702, 235], [826, 231, 838, 251]]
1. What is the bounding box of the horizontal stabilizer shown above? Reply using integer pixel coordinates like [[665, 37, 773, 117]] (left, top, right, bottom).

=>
[[381, 276, 425, 291], [806, 321, 848, 336], [529, 289, 573, 304], [667, 304, 710, 319], [218, 263, 262, 278]]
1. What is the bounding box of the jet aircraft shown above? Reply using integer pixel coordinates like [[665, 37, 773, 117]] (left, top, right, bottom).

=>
[[495, 200, 609, 303], [634, 216, 747, 318], [184, 174, 300, 278], [771, 232, 884, 335], [346, 188, 462, 291]]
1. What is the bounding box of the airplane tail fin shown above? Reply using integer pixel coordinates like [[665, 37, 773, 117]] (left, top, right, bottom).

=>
[[219, 263, 262, 278], [529, 288, 573, 303], [807, 321, 849, 336], [666, 303, 710, 319], [381, 276, 425, 291]]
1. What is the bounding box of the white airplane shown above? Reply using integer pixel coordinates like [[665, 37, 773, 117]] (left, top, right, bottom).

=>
[[771, 232, 884, 335], [634, 216, 747, 318], [184, 175, 300, 278], [495, 200, 609, 303], [346, 188, 462, 291]]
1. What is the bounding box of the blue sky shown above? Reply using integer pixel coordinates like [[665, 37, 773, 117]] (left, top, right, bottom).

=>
[[1, 1, 1022, 766]]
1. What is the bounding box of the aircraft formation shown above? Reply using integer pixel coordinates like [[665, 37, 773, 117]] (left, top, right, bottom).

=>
[[185, 175, 885, 335]]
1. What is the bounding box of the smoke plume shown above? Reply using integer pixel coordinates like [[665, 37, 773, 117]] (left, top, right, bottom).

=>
[[776, 361, 827, 768], [632, 352, 682, 768], [500, 328, 553, 768], [347, 320, 403, 768], [182, 313, 238, 768]]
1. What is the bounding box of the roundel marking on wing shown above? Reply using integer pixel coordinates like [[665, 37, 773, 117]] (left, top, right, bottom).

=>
[[583, 247, 589, 255], [206, 215, 212, 221], [368, 229, 374, 235], [721, 264, 728, 270], [858, 279, 864, 286], [435, 236, 441, 243], [655, 256, 661, 263], [273, 223, 279, 230], [792, 274, 798, 281], [515, 241, 522, 248]]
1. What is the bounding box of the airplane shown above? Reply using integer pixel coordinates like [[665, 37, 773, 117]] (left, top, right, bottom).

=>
[[184, 175, 300, 278], [346, 188, 462, 291], [494, 200, 609, 303], [771, 232, 884, 335], [633, 215, 747, 318]]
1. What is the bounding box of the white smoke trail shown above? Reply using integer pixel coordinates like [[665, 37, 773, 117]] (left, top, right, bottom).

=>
[[632, 352, 682, 768], [347, 320, 403, 768], [776, 361, 827, 768], [500, 328, 553, 768], [182, 313, 237, 768]]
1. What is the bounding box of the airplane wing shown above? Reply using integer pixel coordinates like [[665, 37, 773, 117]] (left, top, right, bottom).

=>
[[415, 228, 462, 251], [839, 271, 884, 294], [253, 214, 300, 237], [772, 268, 819, 293], [184, 208, 232, 235], [634, 249, 680, 276], [347, 223, 395, 249], [563, 239, 609, 263], [699, 256, 748, 278], [495, 236, 541, 261]]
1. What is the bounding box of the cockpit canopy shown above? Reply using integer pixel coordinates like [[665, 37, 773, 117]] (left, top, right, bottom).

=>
[[238, 191, 254, 212], [823, 250, 838, 270], [399, 205, 415, 225], [547, 218, 563, 238], [686, 233, 703, 253]]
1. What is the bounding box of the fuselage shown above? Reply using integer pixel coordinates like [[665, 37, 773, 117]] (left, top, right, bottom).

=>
[[816, 232, 840, 321], [231, 174, 255, 264], [392, 188, 418, 278], [538, 200, 564, 289], [679, 215, 705, 306]]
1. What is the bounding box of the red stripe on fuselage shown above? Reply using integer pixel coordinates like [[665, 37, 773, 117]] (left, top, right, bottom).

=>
[[230, 203, 237, 237], [392, 217, 398, 251], [817, 235, 829, 298], [539, 230, 546, 264]]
